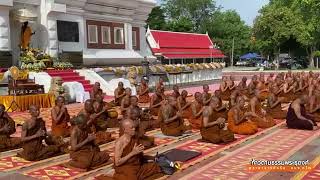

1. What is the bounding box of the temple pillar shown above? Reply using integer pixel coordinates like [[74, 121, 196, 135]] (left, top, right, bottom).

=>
[[125, 23, 133, 50]]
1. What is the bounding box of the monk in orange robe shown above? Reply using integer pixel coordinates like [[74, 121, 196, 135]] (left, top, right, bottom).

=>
[[266, 73, 274, 88], [96, 119, 163, 180], [121, 88, 132, 115], [256, 76, 269, 101], [66, 114, 111, 170], [156, 77, 165, 92], [190, 92, 205, 129], [249, 91, 276, 128], [78, 100, 112, 145], [159, 96, 189, 136], [114, 82, 126, 106], [172, 85, 180, 98], [18, 105, 66, 161], [138, 78, 150, 103], [177, 90, 192, 119], [201, 98, 235, 144], [202, 84, 212, 106], [220, 76, 231, 101], [90, 82, 102, 100], [126, 107, 155, 149], [20, 21, 34, 50], [229, 89, 242, 108], [280, 77, 295, 102], [307, 85, 320, 122], [150, 88, 164, 116], [0, 104, 21, 152], [228, 96, 258, 135], [94, 94, 119, 128], [237, 76, 248, 97], [213, 90, 228, 119], [266, 86, 287, 119], [51, 96, 71, 138], [247, 75, 258, 98]]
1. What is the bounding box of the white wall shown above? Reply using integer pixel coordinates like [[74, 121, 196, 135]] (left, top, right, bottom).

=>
[[0, 6, 11, 51], [47, 13, 84, 57]]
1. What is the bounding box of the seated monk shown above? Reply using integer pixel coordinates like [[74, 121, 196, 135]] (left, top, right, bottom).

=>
[[267, 86, 287, 119], [190, 92, 205, 129], [114, 82, 126, 106], [266, 73, 274, 88], [219, 76, 229, 101], [127, 108, 155, 149], [247, 75, 258, 98], [201, 98, 235, 144], [121, 88, 132, 115], [249, 90, 276, 128], [138, 78, 150, 103], [307, 86, 320, 122], [280, 77, 295, 102], [229, 89, 242, 108], [177, 90, 192, 119], [202, 84, 212, 106], [256, 76, 269, 101], [227, 96, 258, 135], [51, 96, 71, 138], [159, 96, 189, 136], [172, 85, 180, 98], [286, 95, 317, 130], [156, 77, 165, 92], [96, 119, 163, 180], [0, 104, 21, 152], [66, 114, 111, 170], [78, 100, 112, 145], [129, 96, 159, 130], [90, 82, 102, 100], [18, 105, 66, 161], [94, 94, 119, 128], [150, 88, 165, 116], [213, 90, 228, 119], [237, 76, 248, 97]]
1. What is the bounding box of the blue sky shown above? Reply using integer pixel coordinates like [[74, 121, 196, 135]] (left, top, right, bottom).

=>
[[156, 0, 269, 26]]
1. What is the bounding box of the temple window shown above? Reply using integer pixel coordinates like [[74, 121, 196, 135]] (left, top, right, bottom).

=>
[[132, 31, 137, 47], [88, 25, 98, 44], [101, 26, 111, 44], [132, 27, 140, 50], [57, 20, 79, 42], [114, 27, 124, 44]]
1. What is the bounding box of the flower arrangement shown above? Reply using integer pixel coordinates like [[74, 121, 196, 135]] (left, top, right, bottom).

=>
[[53, 62, 73, 70], [19, 48, 53, 71], [113, 67, 126, 77]]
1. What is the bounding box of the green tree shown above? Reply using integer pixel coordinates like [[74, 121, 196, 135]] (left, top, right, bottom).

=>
[[253, 0, 320, 67], [253, 4, 303, 66], [146, 6, 167, 30], [162, 0, 217, 32], [291, 0, 320, 67], [207, 10, 252, 60], [165, 17, 193, 32]]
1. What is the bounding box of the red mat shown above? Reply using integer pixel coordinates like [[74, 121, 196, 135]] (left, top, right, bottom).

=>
[[182, 128, 320, 179]]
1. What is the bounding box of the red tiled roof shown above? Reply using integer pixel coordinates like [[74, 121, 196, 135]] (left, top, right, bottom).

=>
[[164, 54, 226, 59], [150, 30, 225, 59]]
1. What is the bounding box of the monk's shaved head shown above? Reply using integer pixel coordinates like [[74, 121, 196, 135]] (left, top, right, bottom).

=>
[[73, 114, 87, 125], [181, 90, 188, 97], [210, 96, 220, 108], [29, 104, 39, 111], [122, 119, 133, 128], [122, 119, 136, 136], [0, 104, 5, 111]]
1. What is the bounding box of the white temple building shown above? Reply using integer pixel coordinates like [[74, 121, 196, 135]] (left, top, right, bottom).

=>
[[0, 0, 156, 67]]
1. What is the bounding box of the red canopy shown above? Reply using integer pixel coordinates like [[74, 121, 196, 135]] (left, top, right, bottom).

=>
[[150, 30, 225, 59]]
